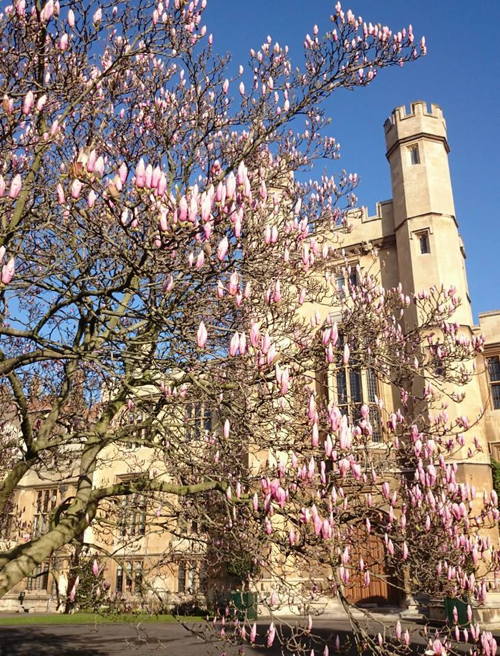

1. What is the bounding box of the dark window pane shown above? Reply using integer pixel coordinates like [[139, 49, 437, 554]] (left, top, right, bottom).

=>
[[419, 232, 430, 254], [370, 406, 382, 442], [409, 144, 420, 165], [367, 369, 378, 403], [185, 402, 212, 440], [116, 565, 123, 593], [492, 384, 500, 410], [349, 269, 358, 287], [134, 561, 143, 590], [336, 275, 345, 297], [33, 489, 57, 538], [178, 563, 186, 593], [119, 492, 146, 537], [125, 562, 133, 592], [187, 565, 198, 593], [488, 357, 500, 382], [27, 563, 49, 591], [203, 407, 212, 432], [337, 370, 347, 405], [194, 404, 201, 438], [349, 368, 363, 403]]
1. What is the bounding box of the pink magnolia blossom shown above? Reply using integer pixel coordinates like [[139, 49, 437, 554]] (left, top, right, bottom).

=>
[[118, 163, 128, 185], [343, 342, 350, 364], [163, 275, 174, 292], [267, 622, 276, 647], [196, 321, 207, 348], [225, 172, 236, 200], [229, 332, 239, 356], [68, 575, 79, 602], [87, 190, 97, 208], [135, 159, 146, 188], [9, 174, 22, 199], [40, 0, 54, 22], [2, 95, 13, 114], [94, 156, 105, 177], [1, 257, 15, 285], [269, 590, 279, 606], [22, 91, 34, 115], [71, 179, 82, 199], [86, 150, 97, 173], [36, 94, 47, 111], [217, 236, 229, 261], [59, 33, 69, 50], [145, 164, 153, 189]]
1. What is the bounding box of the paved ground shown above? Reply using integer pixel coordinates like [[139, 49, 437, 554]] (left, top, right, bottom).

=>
[[0, 621, 228, 656], [0, 621, 251, 656], [0, 616, 498, 656]]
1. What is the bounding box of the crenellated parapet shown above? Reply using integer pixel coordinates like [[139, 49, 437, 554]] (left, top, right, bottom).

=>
[[384, 100, 444, 129], [346, 200, 393, 225], [384, 100, 449, 157]]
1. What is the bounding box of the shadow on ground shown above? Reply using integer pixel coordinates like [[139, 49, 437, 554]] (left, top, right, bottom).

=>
[[0, 620, 461, 656], [0, 627, 107, 656], [0, 622, 224, 656]]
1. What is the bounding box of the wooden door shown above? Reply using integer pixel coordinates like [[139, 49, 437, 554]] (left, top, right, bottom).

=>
[[344, 530, 402, 606]]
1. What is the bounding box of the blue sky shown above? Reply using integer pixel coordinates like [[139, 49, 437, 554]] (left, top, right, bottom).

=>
[[204, 0, 499, 320]]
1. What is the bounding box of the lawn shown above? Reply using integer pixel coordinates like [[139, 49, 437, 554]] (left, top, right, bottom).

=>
[[0, 612, 206, 626]]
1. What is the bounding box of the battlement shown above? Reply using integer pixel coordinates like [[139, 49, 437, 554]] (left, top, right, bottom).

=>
[[346, 200, 393, 223], [341, 200, 394, 247], [384, 101, 445, 132], [384, 100, 448, 156]]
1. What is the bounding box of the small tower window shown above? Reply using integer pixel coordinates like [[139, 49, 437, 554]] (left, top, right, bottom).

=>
[[408, 144, 420, 165], [418, 231, 430, 254]]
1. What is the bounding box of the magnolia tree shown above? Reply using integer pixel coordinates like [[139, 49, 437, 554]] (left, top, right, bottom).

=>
[[0, 0, 498, 654]]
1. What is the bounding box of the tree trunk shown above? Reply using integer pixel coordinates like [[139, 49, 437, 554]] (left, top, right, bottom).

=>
[[0, 505, 95, 597]]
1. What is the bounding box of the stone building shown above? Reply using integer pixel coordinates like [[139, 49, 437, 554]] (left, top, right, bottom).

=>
[[0, 100, 499, 615], [306, 100, 500, 616]]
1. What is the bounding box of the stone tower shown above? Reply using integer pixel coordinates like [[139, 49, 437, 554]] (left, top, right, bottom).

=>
[[384, 104, 498, 618], [385, 101, 492, 464], [384, 101, 472, 327]]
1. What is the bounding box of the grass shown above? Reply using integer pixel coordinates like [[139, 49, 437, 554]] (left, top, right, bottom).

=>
[[0, 612, 206, 626]]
